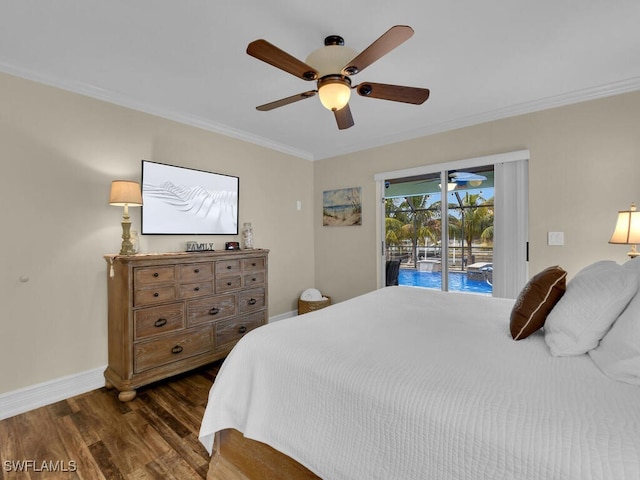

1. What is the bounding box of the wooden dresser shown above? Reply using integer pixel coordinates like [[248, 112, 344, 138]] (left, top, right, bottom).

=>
[[104, 249, 268, 401]]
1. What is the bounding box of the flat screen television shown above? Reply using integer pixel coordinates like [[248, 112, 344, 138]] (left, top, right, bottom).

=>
[[141, 160, 239, 235]]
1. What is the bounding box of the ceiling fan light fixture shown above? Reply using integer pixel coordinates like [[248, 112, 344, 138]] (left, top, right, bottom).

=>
[[439, 182, 457, 191], [305, 44, 358, 77], [317, 76, 351, 111]]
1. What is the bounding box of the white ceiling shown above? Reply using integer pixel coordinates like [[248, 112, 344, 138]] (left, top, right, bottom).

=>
[[1, 1, 639, 160]]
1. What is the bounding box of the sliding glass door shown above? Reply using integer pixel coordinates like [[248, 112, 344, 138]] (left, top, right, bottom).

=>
[[385, 174, 445, 289], [385, 166, 494, 295], [376, 151, 529, 299]]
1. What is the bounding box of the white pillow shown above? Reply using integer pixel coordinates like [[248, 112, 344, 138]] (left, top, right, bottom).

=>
[[589, 289, 640, 384], [622, 256, 640, 276], [544, 260, 639, 356], [589, 259, 640, 384]]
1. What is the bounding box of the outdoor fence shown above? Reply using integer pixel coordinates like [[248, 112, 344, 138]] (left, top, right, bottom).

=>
[[387, 245, 493, 269]]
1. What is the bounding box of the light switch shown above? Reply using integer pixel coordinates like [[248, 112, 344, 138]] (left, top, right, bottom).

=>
[[296, 200, 302, 211], [548, 231, 564, 246]]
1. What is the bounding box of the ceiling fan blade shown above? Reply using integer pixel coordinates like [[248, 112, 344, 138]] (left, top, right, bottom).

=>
[[247, 39, 318, 81], [256, 91, 317, 111], [334, 104, 354, 130], [450, 172, 487, 182], [356, 83, 430, 104], [341, 25, 414, 76]]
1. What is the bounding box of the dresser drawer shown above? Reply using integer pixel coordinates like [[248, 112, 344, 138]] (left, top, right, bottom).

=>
[[134, 266, 176, 286], [178, 263, 213, 283], [243, 257, 266, 272], [187, 294, 237, 326], [216, 275, 242, 293], [134, 285, 177, 307], [179, 281, 214, 299], [134, 327, 213, 373], [134, 303, 184, 340], [239, 287, 266, 313], [244, 271, 265, 287], [216, 259, 241, 275], [216, 311, 266, 347]]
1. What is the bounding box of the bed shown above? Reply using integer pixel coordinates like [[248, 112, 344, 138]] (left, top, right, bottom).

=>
[[199, 262, 640, 480]]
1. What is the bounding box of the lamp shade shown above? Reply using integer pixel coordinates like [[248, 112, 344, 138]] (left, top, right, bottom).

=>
[[609, 203, 640, 245], [109, 180, 142, 206]]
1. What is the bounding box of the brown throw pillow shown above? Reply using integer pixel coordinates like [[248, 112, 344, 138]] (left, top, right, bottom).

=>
[[510, 266, 567, 340]]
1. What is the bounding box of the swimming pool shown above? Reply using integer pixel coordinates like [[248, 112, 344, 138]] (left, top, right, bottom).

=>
[[398, 269, 493, 295]]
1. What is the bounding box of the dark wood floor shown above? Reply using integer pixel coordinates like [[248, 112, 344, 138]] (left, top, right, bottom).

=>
[[0, 362, 222, 479]]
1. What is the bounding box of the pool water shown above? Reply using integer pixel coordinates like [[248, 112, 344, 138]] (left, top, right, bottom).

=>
[[398, 269, 493, 295]]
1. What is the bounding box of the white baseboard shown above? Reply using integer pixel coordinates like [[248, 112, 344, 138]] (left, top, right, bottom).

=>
[[269, 309, 298, 322], [0, 312, 298, 420], [0, 366, 106, 421]]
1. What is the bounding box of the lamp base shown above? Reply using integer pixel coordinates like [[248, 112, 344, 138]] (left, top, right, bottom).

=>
[[628, 245, 639, 259], [119, 218, 136, 256], [120, 245, 136, 256]]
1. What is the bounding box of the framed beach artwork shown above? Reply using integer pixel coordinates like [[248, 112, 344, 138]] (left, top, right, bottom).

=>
[[323, 187, 362, 226]]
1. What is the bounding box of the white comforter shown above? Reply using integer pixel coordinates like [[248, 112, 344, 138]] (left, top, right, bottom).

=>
[[199, 286, 640, 480]]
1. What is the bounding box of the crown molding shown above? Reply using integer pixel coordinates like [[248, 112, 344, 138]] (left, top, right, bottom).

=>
[[2, 59, 638, 162], [0, 61, 315, 161], [313, 76, 640, 160]]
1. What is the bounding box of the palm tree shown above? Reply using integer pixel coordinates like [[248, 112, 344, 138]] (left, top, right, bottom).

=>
[[386, 191, 494, 268], [392, 195, 442, 264], [385, 217, 406, 253], [452, 192, 493, 266], [481, 225, 494, 244]]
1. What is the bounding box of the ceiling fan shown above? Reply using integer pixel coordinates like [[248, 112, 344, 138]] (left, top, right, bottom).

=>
[[412, 171, 487, 191], [246, 25, 430, 130], [448, 172, 487, 187]]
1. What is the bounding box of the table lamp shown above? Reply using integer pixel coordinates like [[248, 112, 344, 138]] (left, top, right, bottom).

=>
[[609, 202, 640, 258], [109, 180, 143, 255]]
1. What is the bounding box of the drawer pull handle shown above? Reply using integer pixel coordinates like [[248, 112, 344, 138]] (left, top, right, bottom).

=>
[[153, 272, 159, 277], [226, 265, 232, 270], [227, 281, 232, 286], [154, 318, 167, 328], [252, 277, 257, 282], [194, 286, 200, 291], [248, 298, 257, 306], [153, 292, 159, 297], [171, 345, 184, 354], [194, 268, 200, 273], [209, 307, 220, 315], [252, 262, 257, 266], [238, 326, 247, 334]]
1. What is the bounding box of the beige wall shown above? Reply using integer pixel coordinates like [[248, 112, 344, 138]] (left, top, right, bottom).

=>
[[0, 72, 314, 394], [313, 92, 640, 302], [2, 69, 639, 396]]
